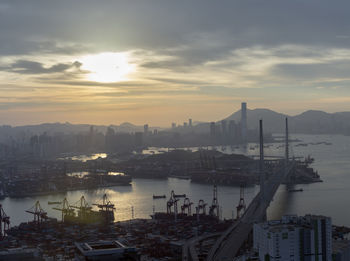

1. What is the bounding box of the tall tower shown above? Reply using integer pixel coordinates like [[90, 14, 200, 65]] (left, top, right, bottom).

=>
[[285, 118, 289, 165], [144, 124, 149, 136], [241, 102, 247, 142], [210, 122, 216, 138], [259, 119, 266, 220]]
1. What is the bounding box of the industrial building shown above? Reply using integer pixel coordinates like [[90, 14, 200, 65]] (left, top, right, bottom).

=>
[[75, 240, 139, 261], [254, 214, 332, 261]]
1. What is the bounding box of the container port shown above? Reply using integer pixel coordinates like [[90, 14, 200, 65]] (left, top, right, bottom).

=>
[[0, 187, 237, 260]]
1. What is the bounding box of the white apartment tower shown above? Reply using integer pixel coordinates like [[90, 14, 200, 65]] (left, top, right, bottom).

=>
[[254, 215, 332, 261]]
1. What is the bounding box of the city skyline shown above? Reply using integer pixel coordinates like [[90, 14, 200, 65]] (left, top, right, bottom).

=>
[[1, 1, 350, 126]]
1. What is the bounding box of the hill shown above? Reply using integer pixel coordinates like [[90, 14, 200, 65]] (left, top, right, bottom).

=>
[[222, 109, 350, 134]]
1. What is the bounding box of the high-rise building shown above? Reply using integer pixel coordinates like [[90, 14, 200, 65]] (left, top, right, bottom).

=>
[[189, 118, 192, 127], [228, 120, 236, 140], [171, 123, 176, 129], [210, 122, 216, 138], [144, 124, 149, 136], [184, 122, 188, 128], [221, 120, 227, 137], [241, 102, 247, 142], [134, 132, 143, 147], [254, 214, 332, 261]]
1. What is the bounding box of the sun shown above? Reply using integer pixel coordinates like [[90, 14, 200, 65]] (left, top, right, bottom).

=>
[[79, 52, 135, 83]]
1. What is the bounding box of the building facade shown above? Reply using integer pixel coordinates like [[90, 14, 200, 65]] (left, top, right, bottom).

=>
[[254, 215, 332, 261]]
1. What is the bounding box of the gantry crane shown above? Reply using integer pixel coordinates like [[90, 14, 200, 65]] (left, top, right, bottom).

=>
[[53, 198, 75, 222], [236, 184, 246, 219], [167, 190, 179, 214], [181, 198, 193, 215], [0, 205, 10, 240], [26, 201, 48, 225], [196, 199, 207, 215], [93, 194, 115, 223], [209, 184, 219, 218], [70, 196, 93, 220]]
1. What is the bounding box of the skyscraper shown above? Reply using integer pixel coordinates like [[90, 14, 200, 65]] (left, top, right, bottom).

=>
[[210, 122, 216, 138], [221, 120, 227, 137], [144, 124, 149, 136], [189, 118, 192, 127]]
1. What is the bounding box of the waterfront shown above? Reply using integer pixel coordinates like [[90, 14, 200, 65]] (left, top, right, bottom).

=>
[[2, 134, 350, 227]]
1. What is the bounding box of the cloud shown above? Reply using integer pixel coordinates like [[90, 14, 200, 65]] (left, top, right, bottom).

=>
[[2, 1, 350, 125], [1, 0, 350, 56], [3, 59, 82, 75]]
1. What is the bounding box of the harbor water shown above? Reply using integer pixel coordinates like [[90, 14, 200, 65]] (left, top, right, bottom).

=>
[[2, 134, 350, 227]]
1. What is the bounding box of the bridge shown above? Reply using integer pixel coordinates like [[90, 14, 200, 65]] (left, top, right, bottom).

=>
[[204, 118, 293, 261]]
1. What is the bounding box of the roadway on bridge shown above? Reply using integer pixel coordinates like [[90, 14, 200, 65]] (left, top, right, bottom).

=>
[[206, 163, 294, 261]]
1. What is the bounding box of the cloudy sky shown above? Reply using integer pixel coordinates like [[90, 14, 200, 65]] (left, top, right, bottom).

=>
[[1, 0, 350, 126]]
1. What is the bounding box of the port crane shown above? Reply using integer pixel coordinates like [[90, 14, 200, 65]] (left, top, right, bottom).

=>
[[196, 199, 207, 215], [70, 196, 93, 220], [93, 194, 115, 223], [209, 185, 219, 218], [167, 190, 179, 214], [53, 198, 75, 222], [181, 198, 193, 215], [26, 201, 48, 224], [0, 205, 10, 240], [236, 184, 246, 219]]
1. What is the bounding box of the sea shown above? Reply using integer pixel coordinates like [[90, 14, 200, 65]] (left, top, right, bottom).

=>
[[2, 134, 350, 227]]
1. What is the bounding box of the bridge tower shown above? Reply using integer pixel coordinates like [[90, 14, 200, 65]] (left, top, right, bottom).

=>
[[259, 119, 266, 220], [285, 117, 292, 185], [285, 117, 289, 165]]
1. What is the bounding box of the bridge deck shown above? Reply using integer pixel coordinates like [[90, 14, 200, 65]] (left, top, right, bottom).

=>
[[206, 163, 294, 261]]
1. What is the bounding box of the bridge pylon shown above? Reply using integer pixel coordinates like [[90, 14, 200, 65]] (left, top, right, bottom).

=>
[[259, 120, 266, 219]]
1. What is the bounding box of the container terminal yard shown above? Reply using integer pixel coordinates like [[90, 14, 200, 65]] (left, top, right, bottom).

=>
[[0, 188, 237, 260], [0, 186, 349, 261]]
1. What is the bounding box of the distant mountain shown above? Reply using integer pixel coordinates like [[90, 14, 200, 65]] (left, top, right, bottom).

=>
[[290, 110, 350, 134], [224, 108, 288, 133], [0, 122, 161, 142], [222, 109, 350, 134]]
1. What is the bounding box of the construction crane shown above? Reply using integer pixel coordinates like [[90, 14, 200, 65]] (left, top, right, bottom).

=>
[[26, 201, 48, 224], [167, 190, 179, 214], [236, 184, 246, 219], [209, 184, 219, 218], [53, 198, 75, 222], [181, 198, 193, 215], [0, 205, 10, 240], [93, 194, 115, 223]]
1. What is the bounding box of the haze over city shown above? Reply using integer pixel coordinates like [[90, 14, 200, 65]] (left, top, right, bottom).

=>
[[1, 0, 350, 126], [2, 1, 350, 261]]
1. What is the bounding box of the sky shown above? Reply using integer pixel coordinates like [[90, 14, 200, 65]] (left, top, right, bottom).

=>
[[1, 0, 350, 127]]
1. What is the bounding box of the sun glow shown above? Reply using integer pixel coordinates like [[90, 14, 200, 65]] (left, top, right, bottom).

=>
[[80, 52, 135, 83]]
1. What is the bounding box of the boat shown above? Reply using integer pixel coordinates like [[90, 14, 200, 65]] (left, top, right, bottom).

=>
[[153, 195, 166, 199], [48, 201, 62, 205], [174, 193, 186, 198], [288, 188, 303, 192]]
